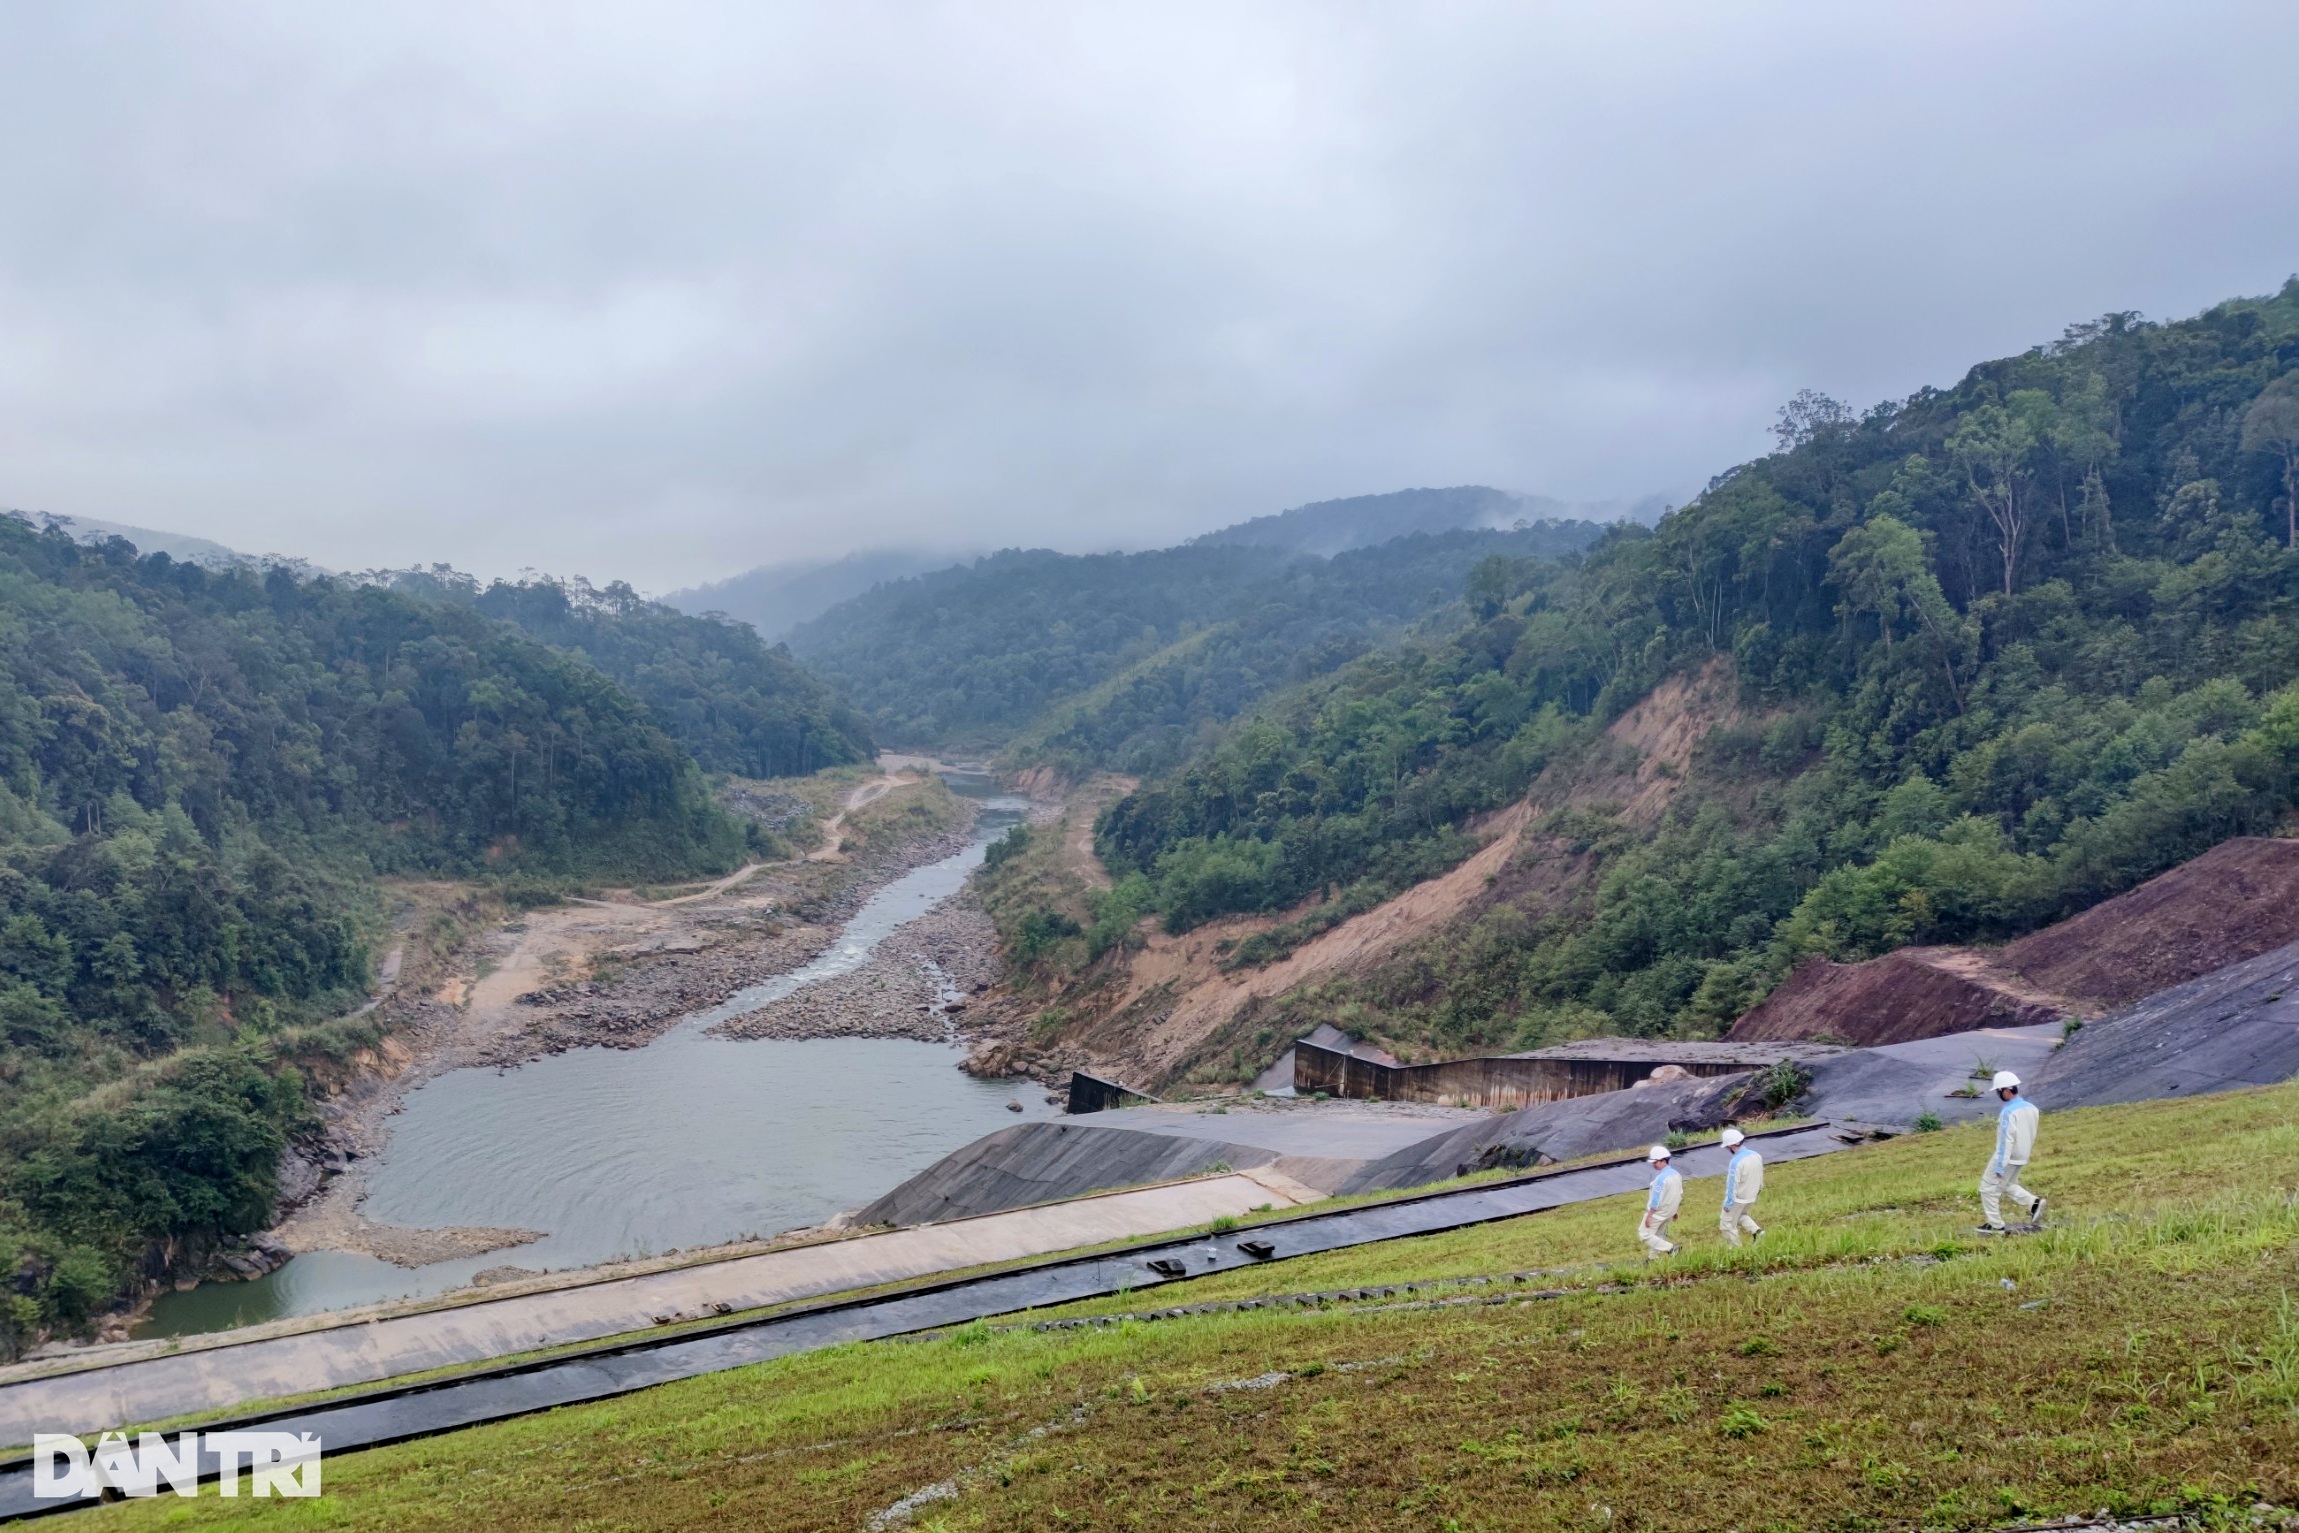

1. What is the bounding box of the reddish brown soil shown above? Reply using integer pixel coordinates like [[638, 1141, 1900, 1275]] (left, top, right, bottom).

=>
[[1999, 837, 2299, 1008], [1731, 836, 2299, 1045], [1727, 947, 2074, 1046]]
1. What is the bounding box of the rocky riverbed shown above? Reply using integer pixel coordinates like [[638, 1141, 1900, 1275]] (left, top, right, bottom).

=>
[[470, 822, 983, 1062], [711, 898, 1000, 1043], [495, 917, 840, 1058]]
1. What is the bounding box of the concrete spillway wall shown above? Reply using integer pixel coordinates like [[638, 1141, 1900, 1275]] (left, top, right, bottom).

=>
[[1067, 1072, 1157, 1114], [1292, 1039, 1750, 1110]]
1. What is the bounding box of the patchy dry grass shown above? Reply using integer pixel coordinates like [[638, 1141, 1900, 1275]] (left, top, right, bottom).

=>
[[841, 774, 973, 855], [90, 1085, 2299, 1531]]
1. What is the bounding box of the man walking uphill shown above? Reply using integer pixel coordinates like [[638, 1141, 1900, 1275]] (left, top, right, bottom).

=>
[[1718, 1127, 1764, 1246], [1639, 1145, 1682, 1259], [1977, 1071, 2046, 1234]]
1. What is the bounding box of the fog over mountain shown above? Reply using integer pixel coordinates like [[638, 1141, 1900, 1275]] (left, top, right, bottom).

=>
[[668, 549, 977, 641], [0, 5, 2293, 590], [671, 484, 1667, 638], [4, 509, 261, 571], [1190, 486, 1671, 560]]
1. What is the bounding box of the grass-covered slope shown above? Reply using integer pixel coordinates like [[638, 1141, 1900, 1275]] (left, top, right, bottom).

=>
[[0, 518, 758, 1352], [99, 1082, 2299, 1531], [787, 522, 1612, 756], [1089, 284, 2299, 1054]]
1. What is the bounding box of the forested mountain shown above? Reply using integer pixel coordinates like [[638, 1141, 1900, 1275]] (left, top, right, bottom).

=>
[[1081, 283, 2299, 1056], [667, 548, 970, 640], [0, 520, 762, 1348], [26, 511, 257, 572], [1001, 528, 1608, 777], [787, 521, 1612, 752], [1191, 485, 1666, 558], [664, 488, 1664, 643], [385, 570, 875, 777]]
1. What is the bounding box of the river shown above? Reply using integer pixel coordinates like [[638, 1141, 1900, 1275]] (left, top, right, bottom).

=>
[[138, 781, 1051, 1338]]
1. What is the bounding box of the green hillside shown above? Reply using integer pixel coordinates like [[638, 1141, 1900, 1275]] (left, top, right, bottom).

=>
[[788, 521, 1612, 755], [1192, 483, 1536, 555], [1191, 483, 1669, 557], [998, 528, 1617, 779], [386, 570, 876, 778], [0, 519, 761, 1350], [1088, 284, 2299, 1056]]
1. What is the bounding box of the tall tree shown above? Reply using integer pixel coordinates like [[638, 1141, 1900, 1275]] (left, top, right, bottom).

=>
[[2044, 372, 2120, 551], [1947, 401, 2040, 595], [1825, 513, 1968, 711], [1771, 389, 1853, 452], [2242, 373, 2299, 550]]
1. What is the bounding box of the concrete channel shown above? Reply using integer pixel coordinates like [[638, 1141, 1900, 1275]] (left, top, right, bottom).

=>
[[0, 1122, 1848, 1519]]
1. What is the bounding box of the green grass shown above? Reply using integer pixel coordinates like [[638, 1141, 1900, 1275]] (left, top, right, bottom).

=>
[[86, 1084, 2299, 1530]]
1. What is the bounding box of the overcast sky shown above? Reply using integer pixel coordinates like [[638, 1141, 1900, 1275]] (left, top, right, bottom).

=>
[[1, 2, 2295, 592]]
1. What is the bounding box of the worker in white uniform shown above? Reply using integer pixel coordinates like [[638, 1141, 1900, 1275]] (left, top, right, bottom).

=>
[[1718, 1127, 1764, 1246], [1977, 1070, 2046, 1233], [1639, 1145, 1682, 1259]]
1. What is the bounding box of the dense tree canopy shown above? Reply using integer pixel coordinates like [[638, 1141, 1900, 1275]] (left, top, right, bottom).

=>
[[790, 521, 1612, 753], [1003, 529, 1619, 779], [387, 569, 876, 778], [0, 519, 758, 1348]]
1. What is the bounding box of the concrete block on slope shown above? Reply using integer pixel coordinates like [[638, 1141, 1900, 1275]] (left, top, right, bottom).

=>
[[1790, 1024, 2058, 1127], [1336, 1072, 1754, 1194], [2027, 939, 2299, 1107], [852, 1122, 1279, 1228]]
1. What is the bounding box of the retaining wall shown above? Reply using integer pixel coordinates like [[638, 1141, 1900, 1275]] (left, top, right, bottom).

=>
[[1067, 1071, 1156, 1114], [1290, 1039, 1751, 1110]]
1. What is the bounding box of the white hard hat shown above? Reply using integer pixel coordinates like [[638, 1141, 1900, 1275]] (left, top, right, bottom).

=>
[[1647, 1144, 1671, 1162], [1719, 1128, 1745, 1148], [1992, 1071, 2021, 1092]]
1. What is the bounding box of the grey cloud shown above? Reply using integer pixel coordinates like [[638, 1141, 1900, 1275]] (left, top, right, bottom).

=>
[[0, 1, 2294, 589]]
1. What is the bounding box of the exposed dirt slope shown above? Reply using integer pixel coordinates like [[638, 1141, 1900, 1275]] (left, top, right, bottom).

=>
[[1100, 799, 1538, 1084], [1561, 658, 1745, 828], [1729, 836, 2299, 1045], [1727, 947, 2082, 1045], [985, 659, 1749, 1089], [1061, 774, 1137, 891], [1999, 836, 2299, 1007]]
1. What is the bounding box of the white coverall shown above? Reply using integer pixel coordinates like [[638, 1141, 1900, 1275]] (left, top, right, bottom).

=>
[[1719, 1146, 1765, 1246], [1640, 1165, 1683, 1257], [1979, 1093, 2041, 1227]]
